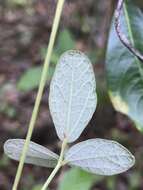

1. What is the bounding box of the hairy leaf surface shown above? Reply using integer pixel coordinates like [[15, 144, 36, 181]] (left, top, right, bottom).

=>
[[106, 1, 143, 130], [65, 139, 135, 175], [49, 50, 97, 142], [4, 139, 59, 168]]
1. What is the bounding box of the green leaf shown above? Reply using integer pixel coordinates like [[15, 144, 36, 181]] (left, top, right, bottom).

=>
[[65, 139, 135, 176], [134, 0, 143, 9], [49, 50, 97, 142], [4, 139, 59, 168], [50, 29, 76, 65], [17, 66, 54, 92], [40, 30, 76, 65], [55, 29, 75, 55], [106, 1, 143, 131], [58, 168, 94, 190]]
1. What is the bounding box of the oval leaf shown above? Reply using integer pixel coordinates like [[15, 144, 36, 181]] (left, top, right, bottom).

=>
[[106, 1, 143, 130], [65, 139, 135, 176], [4, 139, 59, 168], [49, 50, 97, 142]]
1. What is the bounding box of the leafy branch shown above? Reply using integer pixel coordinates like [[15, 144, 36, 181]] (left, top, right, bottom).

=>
[[3, 1, 136, 189], [4, 51, 135, 190], [115, 0, 143, 62]]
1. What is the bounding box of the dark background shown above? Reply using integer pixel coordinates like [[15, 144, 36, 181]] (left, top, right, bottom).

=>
[[0, 0, 143, 189]]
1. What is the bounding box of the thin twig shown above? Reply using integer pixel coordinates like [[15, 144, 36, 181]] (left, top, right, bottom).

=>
[[114, 0, 143, 62], [41, 139, 67, 190], [12, 0, 65, 189]]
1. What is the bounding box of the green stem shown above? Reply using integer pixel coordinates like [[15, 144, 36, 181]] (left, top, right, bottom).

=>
[[41, 139, 67, 190], [12, 0, 65, 189]]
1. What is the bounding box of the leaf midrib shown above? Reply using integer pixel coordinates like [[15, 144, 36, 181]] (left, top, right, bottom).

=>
[[66, 65, 74, 136]]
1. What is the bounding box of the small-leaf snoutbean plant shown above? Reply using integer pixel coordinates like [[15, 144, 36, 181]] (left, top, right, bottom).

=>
[[4, 50, 135, 190]]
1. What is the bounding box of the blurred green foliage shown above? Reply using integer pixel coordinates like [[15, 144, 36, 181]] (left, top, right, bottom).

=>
[[17, 29, 75, 92], [1, 1, 141, 189], [106, 176, 116, 190], [6, 0, 27, 7], [41, 29, 76, 65], [128, 172, 142, 190], [32, 184, 44, 190], [0, 154, 10, 168], [58, 168, 95, 190], [58, 167, 104, 190], [0, 103, 16, 118], [17, 66, 54, 92]]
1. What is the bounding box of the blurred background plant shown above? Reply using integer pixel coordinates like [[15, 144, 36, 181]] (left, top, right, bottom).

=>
[[0, 0, 143, 189]]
